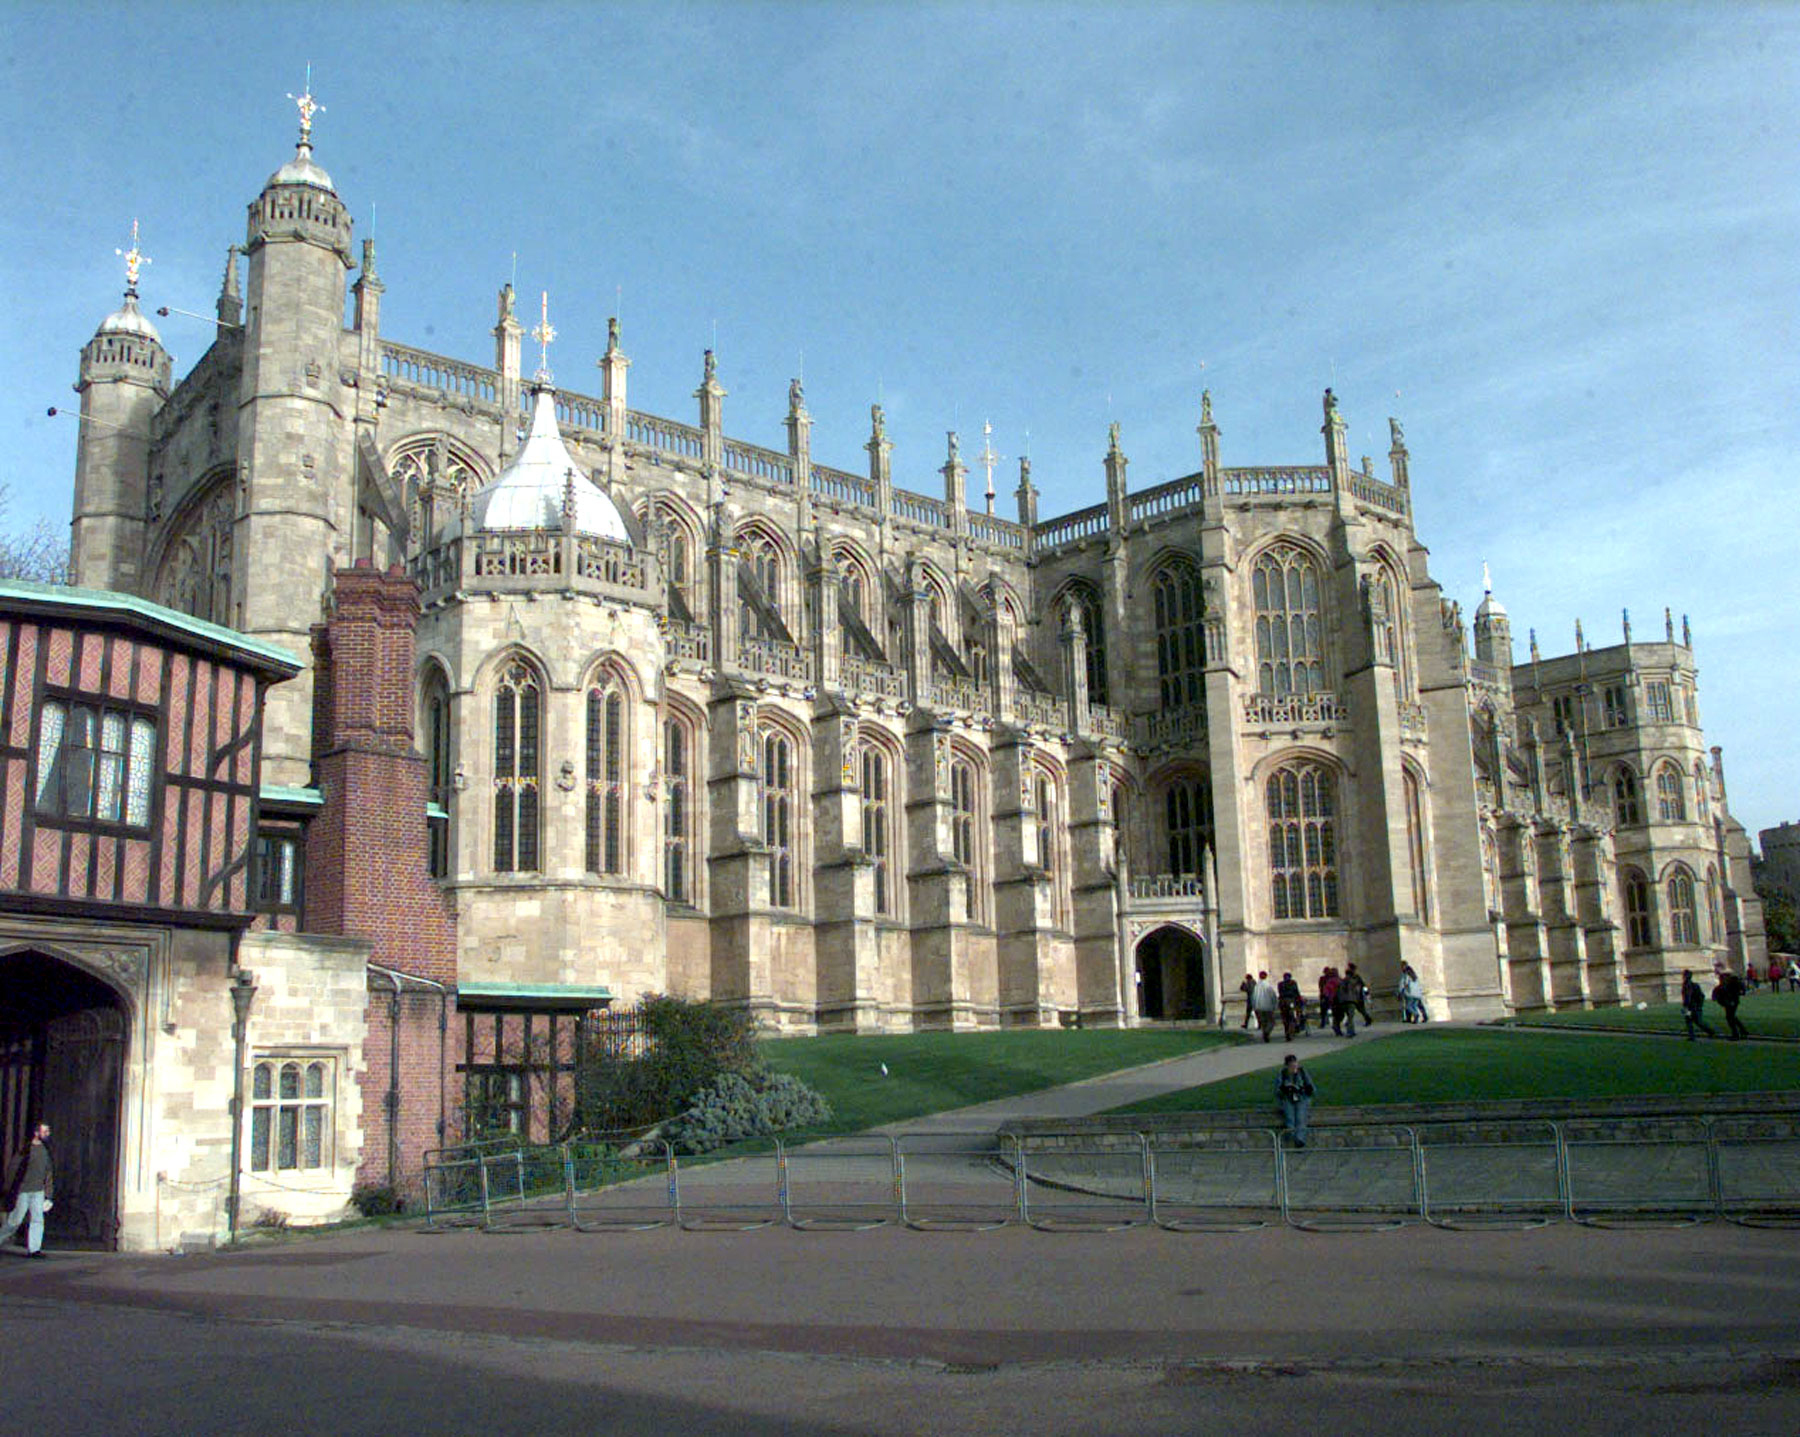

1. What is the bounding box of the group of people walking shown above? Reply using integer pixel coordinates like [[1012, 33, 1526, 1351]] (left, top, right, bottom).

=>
[[1680, 967, 1750, 1040], [1240, 964, 1385, 1041]]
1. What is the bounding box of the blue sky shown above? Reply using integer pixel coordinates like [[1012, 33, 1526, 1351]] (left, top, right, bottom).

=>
[[2, 2, 1795, 839]]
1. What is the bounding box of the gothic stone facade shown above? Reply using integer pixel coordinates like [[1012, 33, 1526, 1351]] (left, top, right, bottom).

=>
[[66, 130, 1766, 1103]]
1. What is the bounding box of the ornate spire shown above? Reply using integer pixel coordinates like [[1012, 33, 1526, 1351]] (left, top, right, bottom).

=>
[[115, 218, 150, 297], [530, 290, 556, 383]]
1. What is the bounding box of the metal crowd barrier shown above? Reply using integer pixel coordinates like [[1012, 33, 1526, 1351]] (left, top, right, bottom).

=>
[[417, 1116, 1800, 1234]]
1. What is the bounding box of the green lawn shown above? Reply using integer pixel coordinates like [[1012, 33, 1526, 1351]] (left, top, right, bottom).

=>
[[1110, 1027, 1800, 1117], [1496, 990, 1800, 1041], [762, 1028, 1242, 1135]]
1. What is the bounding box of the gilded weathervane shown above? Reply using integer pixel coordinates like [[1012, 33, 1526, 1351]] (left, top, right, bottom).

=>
[[288, 65, 324, 145], [115, 219, 150, 293], [532, 291, 557, 380]]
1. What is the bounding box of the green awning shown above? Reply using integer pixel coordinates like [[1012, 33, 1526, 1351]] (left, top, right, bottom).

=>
[[456, 981, 615, 1012], [261, 784, 324, 810]]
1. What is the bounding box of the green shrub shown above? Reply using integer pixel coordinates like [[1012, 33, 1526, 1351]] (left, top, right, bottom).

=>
[[576, 996, 765, 1133], [350, 1182, 408, 1217], [661, 1070, 833, 1153]]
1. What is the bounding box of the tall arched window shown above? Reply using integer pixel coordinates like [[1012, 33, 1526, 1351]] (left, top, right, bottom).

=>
[[585, 674, 628, 875], [1253, 544, 1325, 697], [1164, 776, 1213, 877], [423, 671, 453, 879], [860, 742, 893, 916], [951, 755, 989, 926], [1667, 866, 1698, 944], [1404, 768, 1430, 921], [663, 714, 693, 904], [1064, 584, 1108, 707], [741, 531, 785, 642], [1033, 766, 1069, 929], [1655, 762, 1686, 822], [1621, 868, 1652, 948], [1375, 565, 1412, 698], [761, 726, 797, 909], [1704, 865, 1723, 943], [493, 661, 540, 873], [1613, 766, 1643, 826], [1693, 762, 1711, 824], [1152, 561, 1205, 709], [1267, 761, 1338, 919]]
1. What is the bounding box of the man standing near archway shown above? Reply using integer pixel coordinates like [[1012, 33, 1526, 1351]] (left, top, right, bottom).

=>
[[1, 1122, 54, 1258]]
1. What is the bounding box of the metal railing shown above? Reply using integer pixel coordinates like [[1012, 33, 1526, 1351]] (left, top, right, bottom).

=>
[[419, 1116, 1800, 1235]]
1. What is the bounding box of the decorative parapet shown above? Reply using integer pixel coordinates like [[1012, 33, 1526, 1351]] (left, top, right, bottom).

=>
[[1013, 690, 1070, 732], [841, 654, 905, 702], [409, 532, 651, 603], [1127, 474, 1205, 525], [811, 464, 875, 507], [1134, 705, 1208, 751], [1087, 703, 1130, 743], [665, 619, 711, 667], [380, 341, 500, 409], [1348, 470, 1409, 518], [927, 675, 988, 716], [1033, 502, 1108, 554], [1127, 874, 1208, 902], [738, 635, 813, 682], [891, 489, 950, 529], [1241, 690, 1347, 729], [967, 512, 1027, 551], [722, 438, 794, 486], [625, 410, 705, 459], [1221, 466, 1333, 497]]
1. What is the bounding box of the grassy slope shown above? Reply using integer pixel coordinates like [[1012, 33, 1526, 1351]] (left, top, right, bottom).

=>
[[1497, 990, 1800, 1041], [1112, 1027, 1800, 1116], [761, 1029, 1241, 1135]]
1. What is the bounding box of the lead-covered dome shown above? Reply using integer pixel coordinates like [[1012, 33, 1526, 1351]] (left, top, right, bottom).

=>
[[267, 140, 336, 194], [467, 384, 632, 542], [95, 290, 161, 345]]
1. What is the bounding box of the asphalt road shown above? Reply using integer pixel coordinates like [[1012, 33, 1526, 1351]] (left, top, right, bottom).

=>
[[5, 1219, 1800, 1435]]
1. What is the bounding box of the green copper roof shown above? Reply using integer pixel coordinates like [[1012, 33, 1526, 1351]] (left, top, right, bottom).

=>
[[0, 578, 302, 676], [457, 981, 615, 1010], [260, 784, 324, 809]]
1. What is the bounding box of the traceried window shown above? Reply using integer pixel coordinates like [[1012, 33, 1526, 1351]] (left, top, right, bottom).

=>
[[1267, 761, 1338, 920], [1404, 769, 1430, 922], [1654, 762, 1686, 823], [1621, 868, 1653, 949], [1164, 777, 1213, 877], [1253, 545, 1325, 697], [253, 830, 302, 915], [34, 700, 158, 830], [1693, 762, 1711, 823], [1551, 695, 1575, 737], [586, 676, 628, 875], [1373, 567, 1411, 698], [1612, 766, 1642, 827], [249, 1058, 332, 1173], [663, 716, 693, 904], [493, 662, 541, 873], [1667, 867, 1698, 945], [1152, 561, 1205, 709], [1645, 681, 1674, 723], [741, 533, 785, 642], [1704, 866, 1723, 943], [951, 756, 990, 926], [761, 727, 797, 909], [1603, 685, 1628, 728], [860, 743, 894, 916]]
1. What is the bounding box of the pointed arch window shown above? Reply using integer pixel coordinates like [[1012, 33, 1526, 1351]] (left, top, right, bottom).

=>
[[586, 675, 628, 876], [1404, 768, 1430, 921], [1033, 766, 1069, 929], [493, 663, 541, 873], [1704, 866, 1723, 943], [1613, 766, 1643, 827], [1693, 763, 1711, 824], [1621, 868, 1653, 948], [663, 715, 694, 904], [1164, 776, 1213, 877], [1655, 762, 1686, 823], [1152, 562, 1205, 709], [424, 673, 452, 878], [1253, 545, 1325, 697], [951, 756, 990, 926], [1065, 585, 1108, 707], [860, 743, 894, 916], [740, 532, 786, 642], [761, 727, 797, 909], [1267, 761, 1338, 920], [1667, 866, 1698, 945], [1375, 566, 1412, 698]]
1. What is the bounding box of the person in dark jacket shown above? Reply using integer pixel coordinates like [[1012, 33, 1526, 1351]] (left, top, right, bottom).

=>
[[1713, 967, 1748, 1040], [0, 1122, 54, 1257], [1276, 1055, 1316, 1146], [1680, 970, 1715, 1040], [1277, 972, 1307, 1040], [1238, 972, 1257, 1030], [1343, 964, 1374, 1028]]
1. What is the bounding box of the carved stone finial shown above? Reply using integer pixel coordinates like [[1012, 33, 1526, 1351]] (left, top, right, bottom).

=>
[[1200, 389, 1214, 426], [870, 402, 886, 439], [1682, 614, 1692, 647], [788, 376, 805, 414], [1323, 387, 1340, 419], [1529, 627, 1541, 663], [1389, 416, 1405, 448], [499, 282, 516, 321], [1107, 419, 1121, 454], [1665, 607, 1675, 643], [606, 316, 620, 354], [946, 430, 960, 465], [703, 348, 717, 384], [1622, 608, 1632, 644], [1574, 618, 1585, 652]]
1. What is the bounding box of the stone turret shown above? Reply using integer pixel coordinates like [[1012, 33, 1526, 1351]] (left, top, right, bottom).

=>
[[70, 223, 171, 592], [1473, 563, 1513, 676]]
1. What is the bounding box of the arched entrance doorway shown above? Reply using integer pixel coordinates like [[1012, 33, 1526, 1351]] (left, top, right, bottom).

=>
[[0, 952, 127, 1249], [1135, 925, 1209, 1021]]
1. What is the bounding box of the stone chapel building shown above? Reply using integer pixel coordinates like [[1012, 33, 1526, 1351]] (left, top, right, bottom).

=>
[[15, 102, 1764, 1242]]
